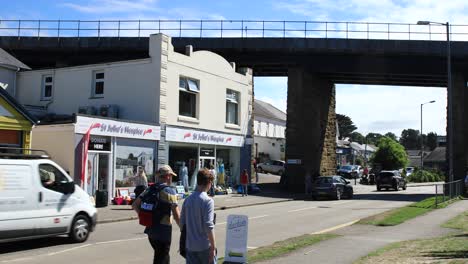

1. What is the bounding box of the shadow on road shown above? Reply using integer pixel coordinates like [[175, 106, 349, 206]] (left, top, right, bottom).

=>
[[353, 192, 433, 202], [0, 236, 73, 254]]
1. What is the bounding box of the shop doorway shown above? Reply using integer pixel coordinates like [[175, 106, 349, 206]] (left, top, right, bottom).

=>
[[169, 146, 198, 185], [87, 153, 110, 197]]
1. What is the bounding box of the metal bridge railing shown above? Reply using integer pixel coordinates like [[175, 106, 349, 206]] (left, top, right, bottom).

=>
[[1, 19, 468, 41]]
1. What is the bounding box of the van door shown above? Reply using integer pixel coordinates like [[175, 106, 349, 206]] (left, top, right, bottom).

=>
[[0, 164, 38, 240], [36, 163, 76, 236]]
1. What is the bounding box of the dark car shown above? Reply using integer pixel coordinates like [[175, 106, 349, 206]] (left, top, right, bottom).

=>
[[338, 165, 361, 179], [376, 170, 407, 191], [311, 176, 353, 200]]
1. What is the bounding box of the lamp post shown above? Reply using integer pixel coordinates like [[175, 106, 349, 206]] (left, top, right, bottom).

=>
[[420, 100, 436, 169], [417, 21, 453, 184]]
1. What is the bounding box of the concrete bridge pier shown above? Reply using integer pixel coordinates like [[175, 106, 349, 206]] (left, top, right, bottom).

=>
[[285, 68, 337, 193], [451, 72, 468, 183]]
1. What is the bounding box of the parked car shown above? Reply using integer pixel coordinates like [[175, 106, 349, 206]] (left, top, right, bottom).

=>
[[0, 149, 97, 243], [376, 170, 407, 191], [257, 160, 285, 175], [338, 165, 362, 179], [311, 176, 353, 200]]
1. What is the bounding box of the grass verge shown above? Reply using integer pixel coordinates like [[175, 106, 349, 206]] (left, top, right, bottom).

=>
[[218, 233, 338, 264], [358, 196, 462, 226], [354, 210, 468, 264]]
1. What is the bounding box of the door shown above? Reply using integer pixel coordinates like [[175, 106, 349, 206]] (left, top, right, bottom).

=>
[[0, 164, 38, 240], [37, 163, 75, 235], [87, 153, 110, 198]]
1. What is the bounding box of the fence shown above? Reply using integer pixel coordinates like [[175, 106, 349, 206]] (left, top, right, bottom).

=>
[[1, 19, 468, 41], [434, 180, 464, 207]]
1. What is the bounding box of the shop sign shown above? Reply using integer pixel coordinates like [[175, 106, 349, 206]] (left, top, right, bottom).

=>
[[75, 116, 160, 140], [166, 127, 244, 147], [287, 159, 302, 165], [88, 136, 111, 151], [224, 214, 249, 263], [200, 148, 215, 157]]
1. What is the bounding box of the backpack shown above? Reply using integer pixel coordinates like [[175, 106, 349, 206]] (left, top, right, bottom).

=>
[[138, 184, 163, 227]]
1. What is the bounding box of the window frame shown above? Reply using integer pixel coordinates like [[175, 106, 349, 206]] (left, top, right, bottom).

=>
[[41, 74, 54, 100], [178, 76, 200, 118], [38, 163, 71, 193], [226, 89, 240, 125], [92, 71, 105, 98]]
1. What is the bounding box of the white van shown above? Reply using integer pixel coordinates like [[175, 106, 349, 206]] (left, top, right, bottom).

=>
[[0, 150, 97, 243]]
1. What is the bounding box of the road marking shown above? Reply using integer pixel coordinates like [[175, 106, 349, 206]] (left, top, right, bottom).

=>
[[288, 206, 317, 212], [249, 215, 269, 220], [95, 237, 146, 245], [1, 257, 33, 263], [331, 200, 353, 206], [247, 246, 258, 249], [47, 244, 91, 256], [304, 248, 317, 255], [311, 219, 360, 235]]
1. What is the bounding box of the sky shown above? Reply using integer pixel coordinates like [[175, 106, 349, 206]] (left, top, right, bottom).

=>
[[3, 0, 466, 137]]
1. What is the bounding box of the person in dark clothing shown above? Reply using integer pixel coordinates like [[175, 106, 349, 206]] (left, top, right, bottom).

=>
[[133, 165, 180, 264]]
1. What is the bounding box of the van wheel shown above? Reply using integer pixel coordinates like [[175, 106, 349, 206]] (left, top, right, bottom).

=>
[[69, 215, 91, 243]]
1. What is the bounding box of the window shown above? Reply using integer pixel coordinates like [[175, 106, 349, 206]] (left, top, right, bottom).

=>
[[226, 89, 239, 125], [39, 164, 70, 193], [41, 75, 53, 100], [92, 71, 105, 97], [179, 76, 199, 118]]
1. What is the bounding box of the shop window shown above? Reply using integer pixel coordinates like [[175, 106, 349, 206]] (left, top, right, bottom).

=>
[[0, 129, 21, 146], [41, 75, 53, 100], [179, 76, 199, 118], [92, 71, 105, 97], [226, 89, 239, 125], [39, 164, 70, 193]]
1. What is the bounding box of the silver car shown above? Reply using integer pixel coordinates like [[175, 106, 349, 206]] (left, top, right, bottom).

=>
[[257, 160, 285, 175]]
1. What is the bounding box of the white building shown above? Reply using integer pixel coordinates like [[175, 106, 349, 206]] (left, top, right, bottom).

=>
[[16, 34, 253, 198], [253, 99, 286, 161]]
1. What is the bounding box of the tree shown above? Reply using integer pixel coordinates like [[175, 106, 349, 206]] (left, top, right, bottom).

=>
[[399, 129, 420, 150], [336, 114, 357, 139], [426, 132, 438, 151], [384, 132, 398, 142], [350, 132, 365, 144], [371, 137, 409, 170], [366, 133, 383, 145]]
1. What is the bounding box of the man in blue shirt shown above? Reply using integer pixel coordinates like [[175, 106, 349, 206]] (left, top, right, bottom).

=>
[[133, 165, 180, 264], [180, 169, 216, 264]]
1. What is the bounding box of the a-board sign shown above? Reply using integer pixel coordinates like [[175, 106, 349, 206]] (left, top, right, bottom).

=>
[[175, 185, 185, 194], [224, 214, 248, 263]]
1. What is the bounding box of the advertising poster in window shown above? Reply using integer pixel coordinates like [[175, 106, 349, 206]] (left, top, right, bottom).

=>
[[115, 139, 156, 187]]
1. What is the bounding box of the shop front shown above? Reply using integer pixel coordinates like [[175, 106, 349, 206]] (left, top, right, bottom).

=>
[[165, 126, 244, 189], [0, 88, 36, 152]]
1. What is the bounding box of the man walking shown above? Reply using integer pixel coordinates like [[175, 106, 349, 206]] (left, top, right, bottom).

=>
[[133, 165, 180, 264], [180, 169, 216, 264]]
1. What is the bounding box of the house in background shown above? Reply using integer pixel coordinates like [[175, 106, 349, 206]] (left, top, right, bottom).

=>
[[0, 49, 36, 151], [253, 99, 286, 161], [424, 147, 447, 173]]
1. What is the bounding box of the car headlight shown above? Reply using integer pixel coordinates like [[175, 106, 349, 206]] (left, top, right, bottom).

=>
[[89, 195, 96, 206]]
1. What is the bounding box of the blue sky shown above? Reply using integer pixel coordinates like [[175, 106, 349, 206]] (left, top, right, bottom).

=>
[[4, 0, 466, 137]]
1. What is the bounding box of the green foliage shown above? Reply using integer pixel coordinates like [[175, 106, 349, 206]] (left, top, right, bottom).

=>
[[370, 137, 408, 170], [366, 133, 384, 145], [384, 132, 398, 142], [350, 132, 365, 144], [336, 114, 357, 139], [426, 132, 438, 151], [400, 128, 420, 150], [407, 169, 444, 183]]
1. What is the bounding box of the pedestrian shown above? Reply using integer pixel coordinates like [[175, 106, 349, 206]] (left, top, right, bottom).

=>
[[208, 165, 217, 197], [253, 158, 259, 183], [180, 168, 217, 264], [133, 165, 180, 264], [240, 169, 249, 196], [133, 167, 148, 198]]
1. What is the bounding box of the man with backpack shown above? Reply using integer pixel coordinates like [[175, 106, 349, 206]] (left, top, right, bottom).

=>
[[133, 165, 181, 264]]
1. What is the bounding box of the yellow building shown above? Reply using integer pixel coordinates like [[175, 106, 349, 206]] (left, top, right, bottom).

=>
[[0, 48, 36, 150]]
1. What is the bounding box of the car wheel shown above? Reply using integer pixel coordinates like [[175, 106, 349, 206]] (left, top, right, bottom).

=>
[[69, 215, 91, 243], [393, 181, 399, 191], [347, 189, 353, 199], [258, 167, 263, 173], [335, 189, 341, 200], [402, 183, 407, 190], [278, 170, 284, 176], [377, 185, 381, 191]]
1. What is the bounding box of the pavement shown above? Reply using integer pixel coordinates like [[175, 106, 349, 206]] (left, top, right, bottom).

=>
[[258, 199, 468, 264]]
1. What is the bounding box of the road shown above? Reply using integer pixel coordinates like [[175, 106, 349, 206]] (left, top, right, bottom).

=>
[[0, 185, 435, 264]]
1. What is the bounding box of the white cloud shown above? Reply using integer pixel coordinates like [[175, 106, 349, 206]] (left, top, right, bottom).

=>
[[61, 0, 160, 14]]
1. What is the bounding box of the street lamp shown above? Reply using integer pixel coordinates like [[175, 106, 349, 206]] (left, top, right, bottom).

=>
[[420, 100, 436, 169], [417, 21, 453, 183]]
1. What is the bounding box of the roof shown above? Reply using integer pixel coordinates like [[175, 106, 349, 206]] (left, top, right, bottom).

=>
[[424, 147, 446, 162], [254, 99, 286, 122], [0, 88, 37, 124], [0, 48, 30, 70], [407, 150, 421, 156]]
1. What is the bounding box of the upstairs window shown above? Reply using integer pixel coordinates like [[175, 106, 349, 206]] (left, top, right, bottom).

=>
[[179, 76, 199, 118], [226, 89, 239, 125], [41, 75, 53, 100], [92, 71, 105, 97]]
